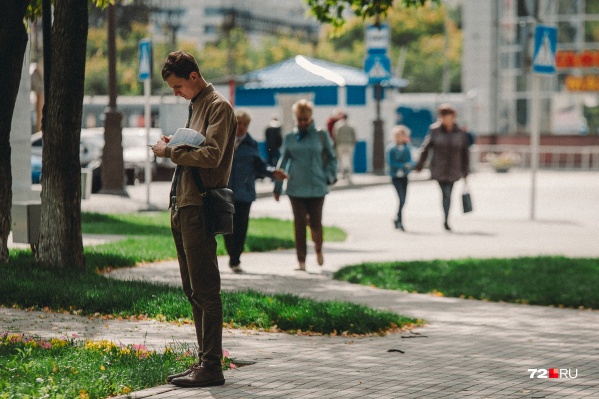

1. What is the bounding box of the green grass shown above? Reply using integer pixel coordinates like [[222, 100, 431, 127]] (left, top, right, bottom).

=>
[[2, 213, 414, 335], [0, 211, 418, 397], [0, 253, 418, 335], [0, 333, 206, 399], [222, 290, 417, 334], [333, 256, 599, 309], [81, 212, 346, 266]]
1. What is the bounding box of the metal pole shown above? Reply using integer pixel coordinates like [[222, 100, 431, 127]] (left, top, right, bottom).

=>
[[372, 83, 385, 174], [144, 78, 152, 206], [101, 3, 127, 196], [107, 4, 117, 111], [530, 74, 540, 220]]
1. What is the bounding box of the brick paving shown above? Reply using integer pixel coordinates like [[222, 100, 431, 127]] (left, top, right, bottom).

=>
[[3, 170, 599, 398]]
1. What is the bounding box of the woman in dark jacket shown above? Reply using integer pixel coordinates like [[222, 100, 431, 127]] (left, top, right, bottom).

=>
[[225, 109, 286, 272], [415, 103, 469, 231]]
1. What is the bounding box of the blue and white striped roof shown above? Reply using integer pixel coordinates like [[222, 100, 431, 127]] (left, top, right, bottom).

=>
[[238, 55, 407, 89]]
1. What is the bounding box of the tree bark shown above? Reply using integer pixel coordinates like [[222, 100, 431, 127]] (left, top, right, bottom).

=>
[[36, 0, 87, 270], [0, 0, 29, 263]]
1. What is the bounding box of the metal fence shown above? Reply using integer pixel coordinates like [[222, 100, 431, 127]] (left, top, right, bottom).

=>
[[470, 144, 599, 171]]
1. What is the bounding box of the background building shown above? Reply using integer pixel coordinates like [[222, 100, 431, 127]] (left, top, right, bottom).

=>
[[463, 0, 599, 136], [150, 0, 319, 50]]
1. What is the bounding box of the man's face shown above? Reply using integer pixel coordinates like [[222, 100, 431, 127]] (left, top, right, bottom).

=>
[[165, 72, 199, 100], [440, 113, 456, 129], [236, 116, 250, 137]]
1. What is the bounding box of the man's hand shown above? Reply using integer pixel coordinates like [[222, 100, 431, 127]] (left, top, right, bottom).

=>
[[151, 141, 167, 157], [272, 169, 288, 181], [151, 135, 172, 158], [273, 193, 280, 202]]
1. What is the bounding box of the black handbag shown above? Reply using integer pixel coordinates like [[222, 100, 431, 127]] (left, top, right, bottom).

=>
[[462, 180, 473, 213], [191, 168, 235, 235]]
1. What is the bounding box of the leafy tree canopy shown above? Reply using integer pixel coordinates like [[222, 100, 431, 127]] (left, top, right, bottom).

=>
[[25, 0, 112, 21], [78, 0, 459, 95], [305, 0, 439, 28]]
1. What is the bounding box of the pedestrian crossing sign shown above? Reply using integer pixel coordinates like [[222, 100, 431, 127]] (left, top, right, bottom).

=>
[[138, 39, 152, 81], [533, 25, 557, 75], [364, 54, 391, 84]]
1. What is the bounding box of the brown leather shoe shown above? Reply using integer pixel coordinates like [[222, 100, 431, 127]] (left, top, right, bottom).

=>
[[166, 362, 198, 383], [171, 364, 225, 388]]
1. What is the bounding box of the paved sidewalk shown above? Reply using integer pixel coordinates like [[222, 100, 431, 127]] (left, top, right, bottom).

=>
[[3, 169, 599, 398]]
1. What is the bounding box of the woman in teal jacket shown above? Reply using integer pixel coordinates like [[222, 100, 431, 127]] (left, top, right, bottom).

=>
[[274, 99, 337, 271], [386, 125, 415, 231]]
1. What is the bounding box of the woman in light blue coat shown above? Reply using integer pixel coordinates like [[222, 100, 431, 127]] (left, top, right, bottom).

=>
[[274, 99, 337, 271], [386, 125, 415, 231]]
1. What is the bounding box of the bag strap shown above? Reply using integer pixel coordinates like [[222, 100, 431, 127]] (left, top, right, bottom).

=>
[[462, 178, 469, 193], [191, 167, 207, 197]]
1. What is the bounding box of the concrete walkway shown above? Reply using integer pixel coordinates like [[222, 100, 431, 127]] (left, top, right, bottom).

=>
[[3, 169, 599, 398]]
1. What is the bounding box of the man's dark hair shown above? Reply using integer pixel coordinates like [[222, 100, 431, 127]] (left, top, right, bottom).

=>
[[161, 50, 201, 81]]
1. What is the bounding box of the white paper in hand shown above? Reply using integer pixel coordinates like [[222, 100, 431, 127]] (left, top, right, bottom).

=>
[[167, 128, 205, 148]]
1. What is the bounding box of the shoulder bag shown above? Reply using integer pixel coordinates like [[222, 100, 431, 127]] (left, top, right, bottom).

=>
[[191, 168, 235, 235]]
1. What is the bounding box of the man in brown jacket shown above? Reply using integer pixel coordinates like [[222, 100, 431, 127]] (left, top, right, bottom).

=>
[[415, 103, 469, 231], [151, 50, 236, 387]]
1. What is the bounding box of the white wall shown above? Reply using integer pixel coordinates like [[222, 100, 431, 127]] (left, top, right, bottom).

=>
[[11, 42, 38, 202], [462, 0, 497, 135]]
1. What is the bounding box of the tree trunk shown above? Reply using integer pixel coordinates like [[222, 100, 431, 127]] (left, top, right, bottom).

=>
[[36, 0, 87, 270], [0, 0, 29, 263]]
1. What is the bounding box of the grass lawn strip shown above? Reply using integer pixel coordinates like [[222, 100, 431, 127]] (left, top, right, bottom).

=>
[[2, 214, 410, 335], [334, 256, 599, 309]]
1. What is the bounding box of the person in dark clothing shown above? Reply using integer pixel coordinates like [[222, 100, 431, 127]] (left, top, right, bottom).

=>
[[225, 110, 287, 273], [264, 114, 282, 167], [415, 103, 469, 231]]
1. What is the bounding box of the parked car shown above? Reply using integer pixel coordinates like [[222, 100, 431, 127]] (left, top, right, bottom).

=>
[[31, 127, 174, 193], [31, 130, 103, 168], [121, 127, 174, 178]]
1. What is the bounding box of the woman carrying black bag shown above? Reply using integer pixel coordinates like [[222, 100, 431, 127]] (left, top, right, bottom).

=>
[[415, 103, 470, 231]]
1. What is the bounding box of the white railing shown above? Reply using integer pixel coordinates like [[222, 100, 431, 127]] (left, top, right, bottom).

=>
[[470, 144, 599, 171]]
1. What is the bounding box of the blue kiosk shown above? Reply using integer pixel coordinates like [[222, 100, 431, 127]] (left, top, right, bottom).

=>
[[233, 55, 407, 173]]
